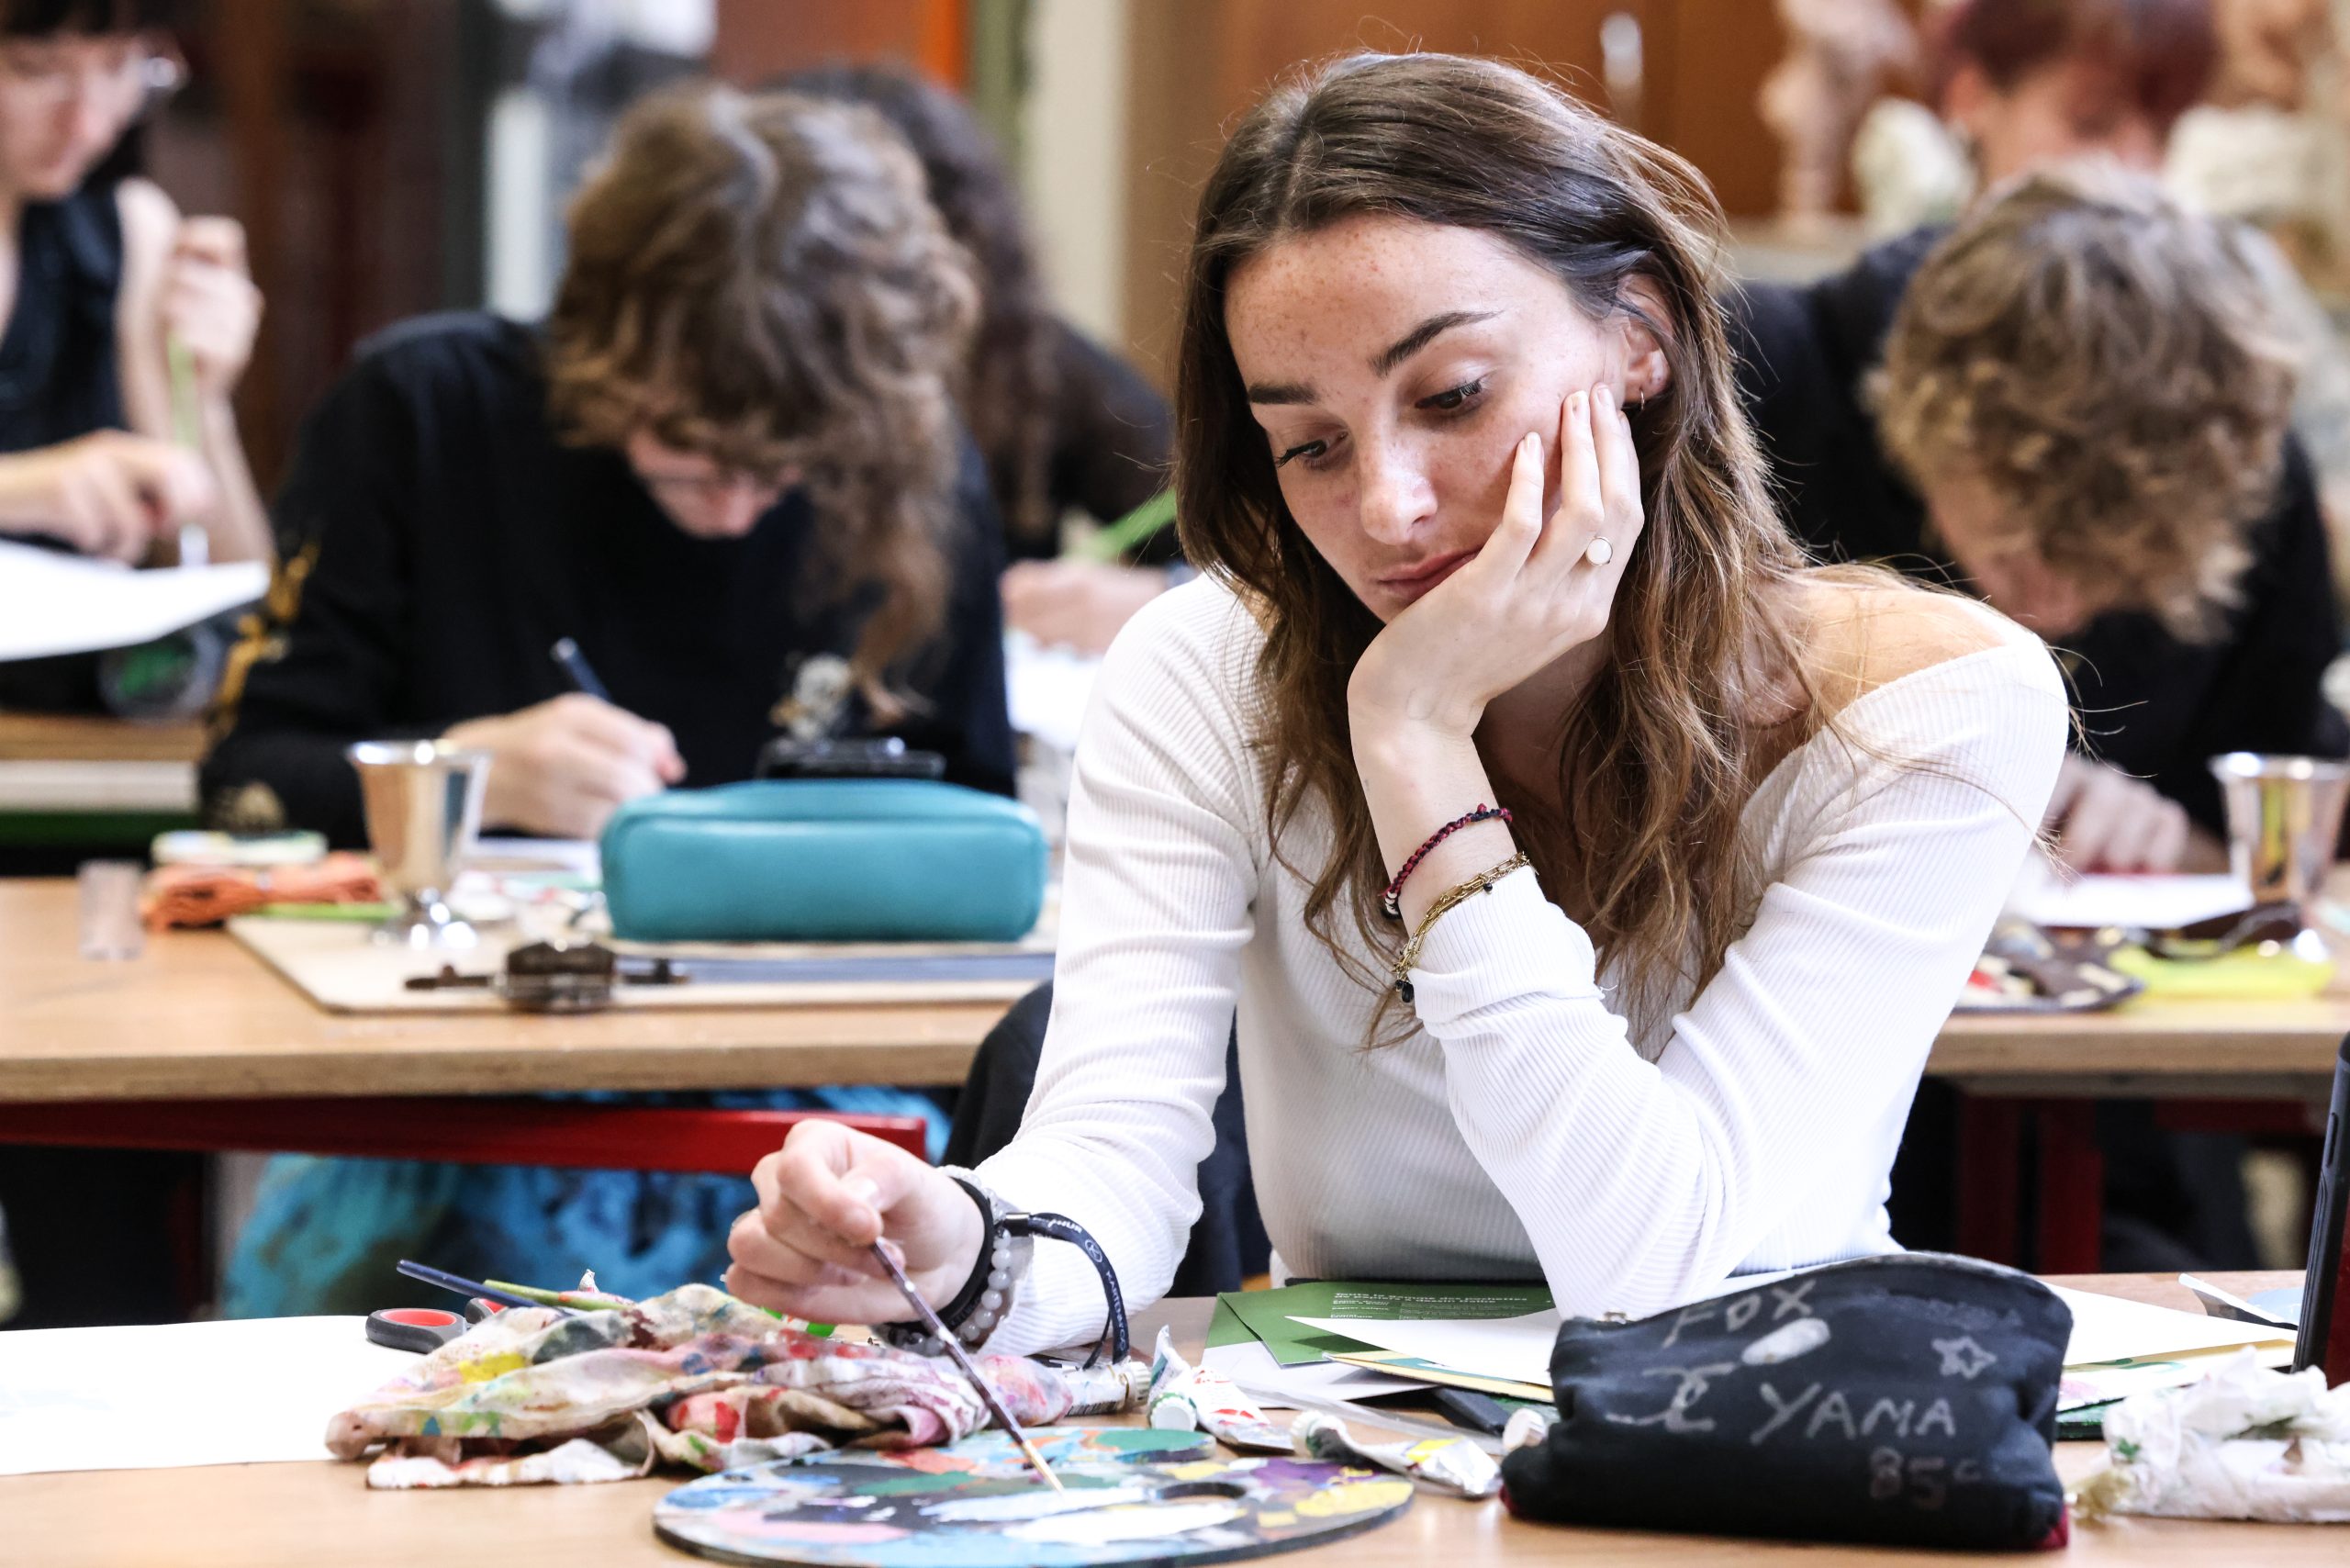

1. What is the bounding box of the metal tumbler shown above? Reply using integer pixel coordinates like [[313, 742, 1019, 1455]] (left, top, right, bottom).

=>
[[346, 740, 491, 948], [2208, 753, 2350, 921]]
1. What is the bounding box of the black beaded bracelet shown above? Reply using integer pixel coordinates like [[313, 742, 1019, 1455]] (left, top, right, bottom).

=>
[[879, 1178, 1132, 1368]]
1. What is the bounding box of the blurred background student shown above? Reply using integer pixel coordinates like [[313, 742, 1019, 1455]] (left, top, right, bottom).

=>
[[778, 62, 1176, 657], [1739, 0, 2343, 878], [0, 0, 266, 716], [1855, 0, 2350, 604], [205, 82, 1008, 1314], [0, 0, 263, 1330], [201, 84, 1012, 846]]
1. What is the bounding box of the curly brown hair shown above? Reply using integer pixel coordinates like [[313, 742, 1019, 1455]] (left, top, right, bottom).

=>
[[544, 83, 979, 713], [776, 62, 1066, 554], [1876, 165, 2298, 640]]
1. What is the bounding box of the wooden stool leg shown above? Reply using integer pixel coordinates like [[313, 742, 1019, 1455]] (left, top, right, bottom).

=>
[[1956, 1093, 2022, 1264], [2034, 1101, 2105, 1274]]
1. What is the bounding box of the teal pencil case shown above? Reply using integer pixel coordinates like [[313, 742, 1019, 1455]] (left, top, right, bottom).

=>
[[599, 780, 1047, 944]]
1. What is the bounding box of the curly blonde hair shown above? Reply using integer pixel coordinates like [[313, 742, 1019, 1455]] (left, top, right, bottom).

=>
[[544, 84, 978, 711], [1875, 165, 2299, 641]]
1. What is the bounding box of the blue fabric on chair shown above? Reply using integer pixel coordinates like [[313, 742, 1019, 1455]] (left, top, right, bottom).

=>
[[221, 1087, 946, 1318]]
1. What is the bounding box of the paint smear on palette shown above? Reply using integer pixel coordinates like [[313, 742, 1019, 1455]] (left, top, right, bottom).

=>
[[654, 1425, 1414, 1567]]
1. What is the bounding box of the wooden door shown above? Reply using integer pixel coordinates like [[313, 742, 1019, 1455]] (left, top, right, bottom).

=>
[[1120, 0, 1790, 385]]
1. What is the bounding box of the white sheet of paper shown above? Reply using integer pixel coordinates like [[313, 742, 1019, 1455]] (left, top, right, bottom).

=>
[[466, 836, 601, 878], [1003, 632, 1100, 753], [0, 540, 267, 661], [1283, 1271, 1795, 1389], [1201, 1335, 1428, 1409], [1293, 1310, 1563, 1388], [2051, 1285, 2295, 1367], [0, 1315, 410, 1476], [2005, 862, 2254, 931], [1300, 1279, 2285, 1381]]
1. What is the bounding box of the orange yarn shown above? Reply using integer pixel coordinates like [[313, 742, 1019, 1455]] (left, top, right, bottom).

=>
[[142, 852, 383, 929]]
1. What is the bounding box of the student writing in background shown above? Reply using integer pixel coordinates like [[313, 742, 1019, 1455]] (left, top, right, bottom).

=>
[[201, 84, 1013, 846], [1867, 166, 2300, 870], [781, 63, 1178, 657], [1928, 0, 2350, 546], [1735, 0, 2344, 876], [727, 54, 2066, 1344], [206, 84, 1011, 1316], [0, 0, 268, 714], [1738, 15, 2324, 1271]]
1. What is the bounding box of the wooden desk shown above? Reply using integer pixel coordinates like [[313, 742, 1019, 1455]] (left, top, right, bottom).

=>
[[1934, 1000, 2350, 1098], [4, 874, 2339, 1274], [0, 712, 207, 763], [1930, 958, 2347, 1271], [0, 711, 203, 813], [1931, 865, 2350, 1099], [9, 871, 2348, 1103], [3, 1274, 2328, 1568], [0, 879, 1004, 1101]]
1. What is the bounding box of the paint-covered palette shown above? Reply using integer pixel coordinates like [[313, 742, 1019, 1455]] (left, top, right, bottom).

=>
[[653, 1425, 1416, 1568]]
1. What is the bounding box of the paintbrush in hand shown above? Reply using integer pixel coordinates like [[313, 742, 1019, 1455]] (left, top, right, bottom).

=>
[[869, 1240, 1061, 1492]]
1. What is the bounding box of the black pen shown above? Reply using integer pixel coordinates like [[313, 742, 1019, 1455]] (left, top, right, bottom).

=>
[[550, 637, 611, 703]]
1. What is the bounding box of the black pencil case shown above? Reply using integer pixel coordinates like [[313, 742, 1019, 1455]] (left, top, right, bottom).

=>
[[1500, 1253, 2071, 1551]]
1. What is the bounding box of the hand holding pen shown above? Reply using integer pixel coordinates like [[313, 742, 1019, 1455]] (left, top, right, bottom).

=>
[[437, 638, 684, 838]]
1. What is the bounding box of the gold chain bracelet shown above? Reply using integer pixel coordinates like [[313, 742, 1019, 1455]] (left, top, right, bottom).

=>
[[1389, 850, 1533, 1002]]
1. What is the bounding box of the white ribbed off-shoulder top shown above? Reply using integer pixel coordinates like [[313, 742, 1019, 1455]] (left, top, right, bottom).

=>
[[979, 578, 2067, 1353]]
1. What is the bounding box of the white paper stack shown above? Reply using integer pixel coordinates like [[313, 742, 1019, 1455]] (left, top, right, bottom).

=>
[[0, 539, 266, 661]]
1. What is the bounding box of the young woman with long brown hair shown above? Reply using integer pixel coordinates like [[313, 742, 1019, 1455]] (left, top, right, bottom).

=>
[[727, 52, 2067, 1349]]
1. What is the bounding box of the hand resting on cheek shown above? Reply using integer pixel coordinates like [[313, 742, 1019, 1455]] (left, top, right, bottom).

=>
[[1347, 382, 1647, 742]]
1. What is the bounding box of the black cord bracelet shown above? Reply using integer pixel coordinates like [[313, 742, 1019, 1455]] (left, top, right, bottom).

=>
[[886, 1182, 1131, 1368], [934, 1177, 999, 1327], [1007, 1210, 1130, 1367]]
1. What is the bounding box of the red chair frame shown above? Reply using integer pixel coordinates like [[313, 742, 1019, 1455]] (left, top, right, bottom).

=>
[[0, 1098, 926, 1172]]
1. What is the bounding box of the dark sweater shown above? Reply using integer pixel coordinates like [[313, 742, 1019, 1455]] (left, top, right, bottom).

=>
[[0, 180, 129, 713], [1729, 229, 2346, 835], [201, 312, 1015, 846], [1006, 318, 1176, 566]]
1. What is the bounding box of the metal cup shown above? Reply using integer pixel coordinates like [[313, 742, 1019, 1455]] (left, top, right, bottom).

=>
[[2207, 753, 2350, 920], [346, 740, 491, 948]]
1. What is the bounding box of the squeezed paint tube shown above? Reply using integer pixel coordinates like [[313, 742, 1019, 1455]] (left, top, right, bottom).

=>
[[1292, 1409, 1503, 1499], [1052, 1356, 1150, 1416], [1145, 1326, 1291, 1450], [1501, 1405, 1556, 1453]]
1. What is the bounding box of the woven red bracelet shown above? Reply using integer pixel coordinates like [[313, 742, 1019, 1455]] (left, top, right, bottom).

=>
[[1381, 804, 1513, 919]]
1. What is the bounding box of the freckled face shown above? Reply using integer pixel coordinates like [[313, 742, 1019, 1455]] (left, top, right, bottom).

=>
[[1225, 216, 1636, 622]]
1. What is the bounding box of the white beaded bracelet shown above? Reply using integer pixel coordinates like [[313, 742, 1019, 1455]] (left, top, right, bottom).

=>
[[880, 1168, 1030, 1356]]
